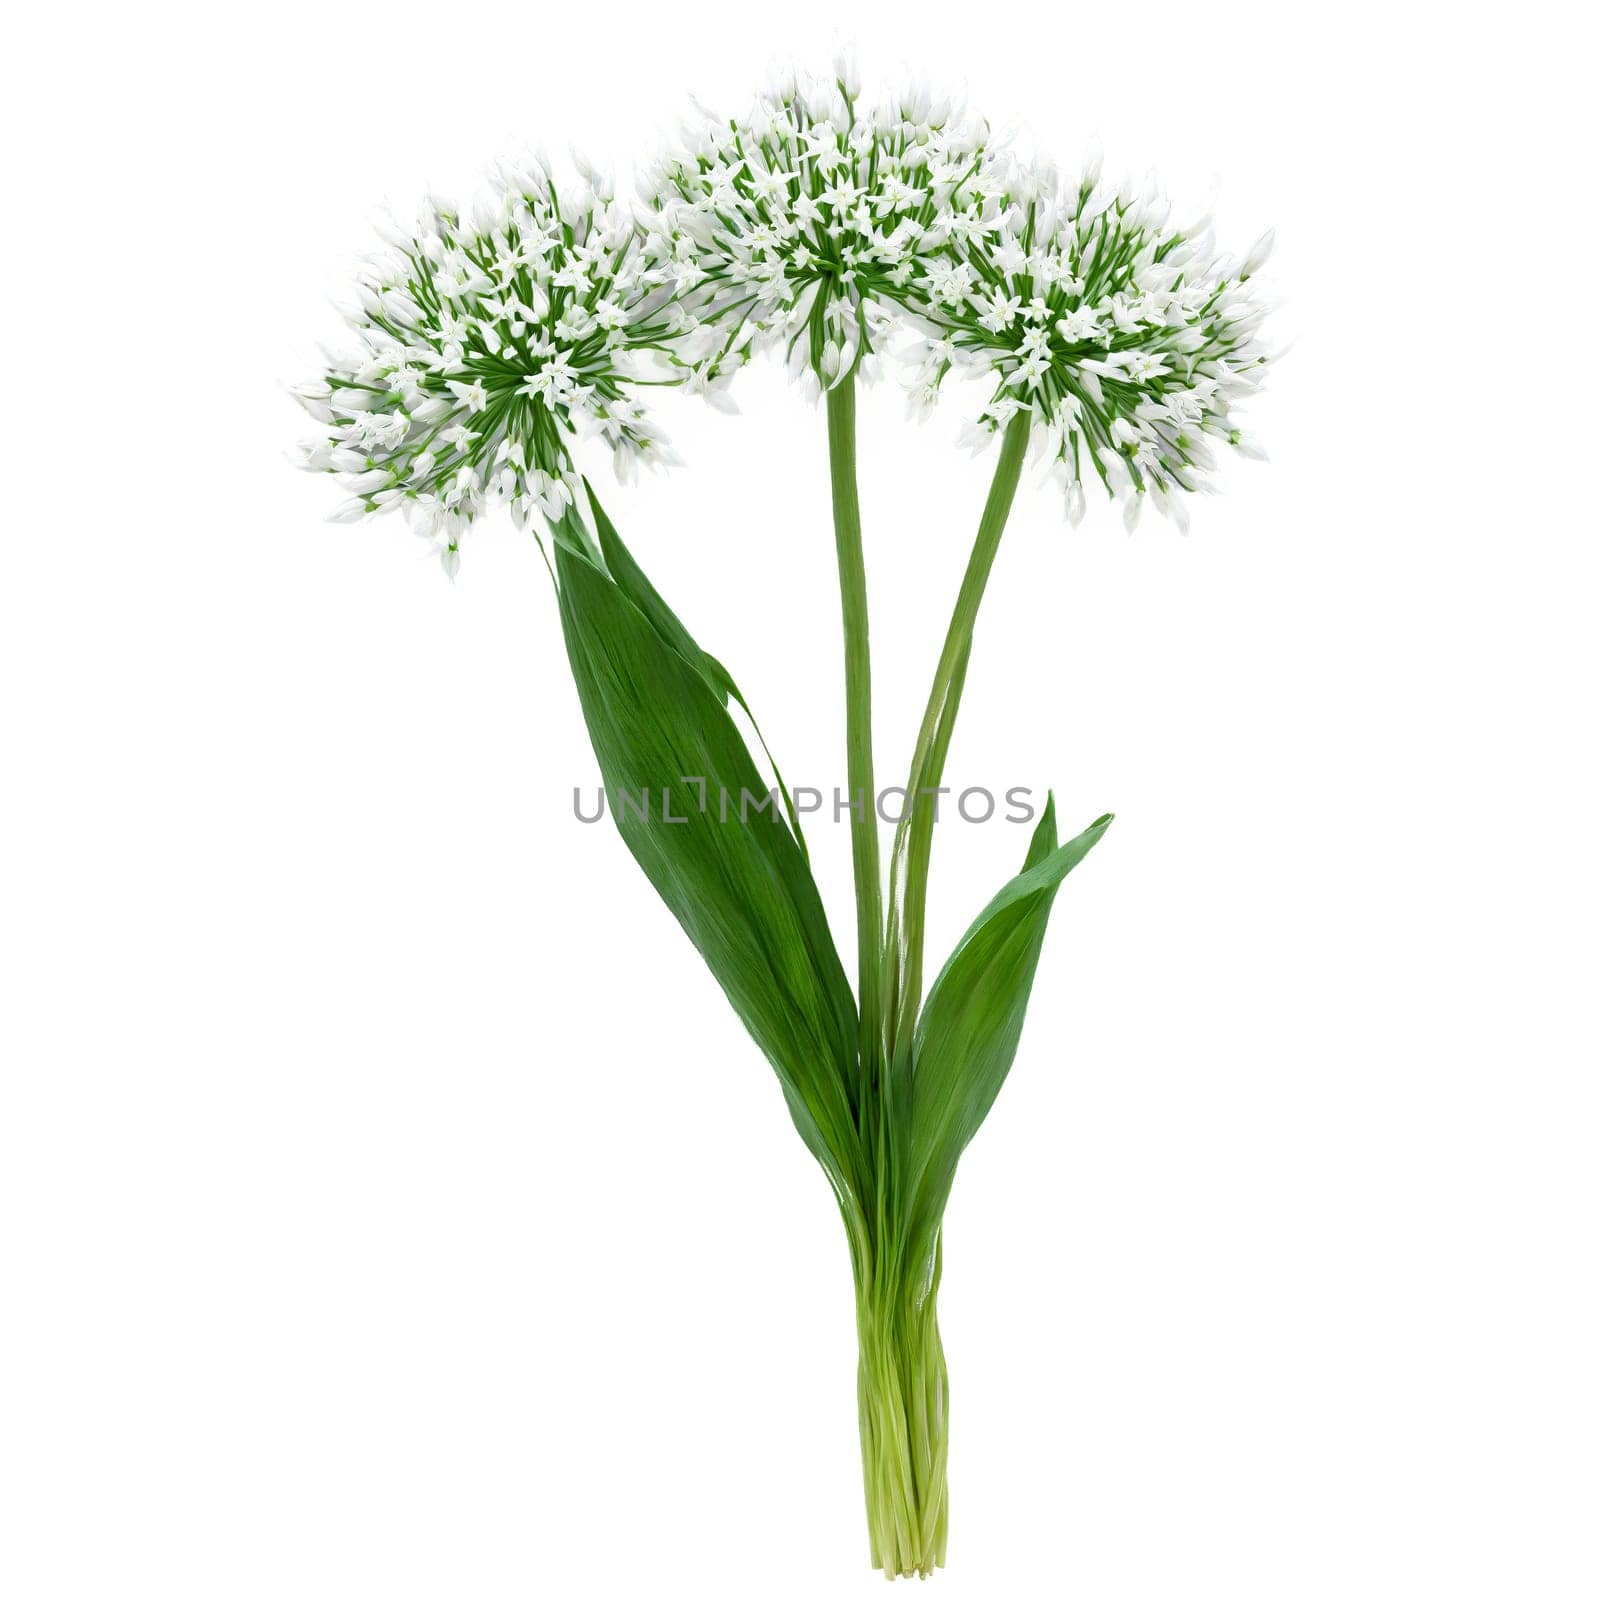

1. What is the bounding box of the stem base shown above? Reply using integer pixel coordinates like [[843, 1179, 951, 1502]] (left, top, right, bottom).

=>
[[856, 1282, 948, 1578]]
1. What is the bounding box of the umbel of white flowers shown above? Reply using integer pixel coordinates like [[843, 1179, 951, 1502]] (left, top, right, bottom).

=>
[[294, 68, 1277, 572], [636, 72, 999, 404], [895, 141, 1274, 533], [292, 158, 684, 577]]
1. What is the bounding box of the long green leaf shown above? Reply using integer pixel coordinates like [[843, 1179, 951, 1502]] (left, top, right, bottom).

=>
[[584, 482, 809, 852], [904, 799, 1113, 1265], [583, 481, 718, 691], [555, 534, 862, 1207]]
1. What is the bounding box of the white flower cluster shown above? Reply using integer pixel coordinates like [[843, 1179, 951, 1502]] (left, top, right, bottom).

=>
[[638, 68, 999, 402], [294, 159, 681, 575], [640, 66, 1275, 529], [898, 146, 1275, 530], [295, 69, 1276, 563]]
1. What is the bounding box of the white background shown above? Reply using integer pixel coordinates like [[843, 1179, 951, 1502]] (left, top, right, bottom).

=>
[[3, 3, 1597, 1595]]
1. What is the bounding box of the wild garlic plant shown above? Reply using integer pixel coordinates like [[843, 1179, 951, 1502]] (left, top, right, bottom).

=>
[[294, 64, 1275, 1579]]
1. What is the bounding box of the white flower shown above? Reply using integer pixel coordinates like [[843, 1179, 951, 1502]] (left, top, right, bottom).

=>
[[445, 379, 488, 413]]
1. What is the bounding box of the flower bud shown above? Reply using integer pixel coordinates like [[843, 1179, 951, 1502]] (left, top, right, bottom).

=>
[[1240, 228, 1275, 278], [1080, 136, 1103, 190], [1065, 480, 1087, 527]]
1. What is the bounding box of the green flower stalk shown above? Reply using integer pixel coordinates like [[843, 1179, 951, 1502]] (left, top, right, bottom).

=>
[[825, 373, 885, 1058], [294, 63, 1276, 1579]]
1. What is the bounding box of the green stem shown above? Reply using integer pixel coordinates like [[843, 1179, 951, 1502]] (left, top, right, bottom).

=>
[[827, 376, 885, 1071], [885, 410, 1033, 1057], [855, 1247, 948, 1578]]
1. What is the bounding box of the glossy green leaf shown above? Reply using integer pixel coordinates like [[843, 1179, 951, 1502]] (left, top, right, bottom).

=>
[[584, 482, 718, 693], [904, 799, 1113, 1254], [584, 482, 809, 852], [555, 531, 861, 1204]]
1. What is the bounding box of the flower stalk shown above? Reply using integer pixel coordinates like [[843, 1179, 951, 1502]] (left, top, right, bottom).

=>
[[826, 373, 886, 1069], [852, 408, 1030, 1577], [885, 408, 1033, 1058]]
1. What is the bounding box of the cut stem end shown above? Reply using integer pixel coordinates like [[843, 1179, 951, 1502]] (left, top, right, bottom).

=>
[[857, 1279, 949, 1578]]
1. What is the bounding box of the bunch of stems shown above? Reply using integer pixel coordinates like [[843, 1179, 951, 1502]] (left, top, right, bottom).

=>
[[825, 374, 1032, 1576]]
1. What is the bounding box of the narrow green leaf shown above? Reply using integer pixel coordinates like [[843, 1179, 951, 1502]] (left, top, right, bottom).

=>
[[555, 535, 861, 1205], [584, 481, 717, 692], [904, 800, 1113, 1256], [583, 481, 809, 853]]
